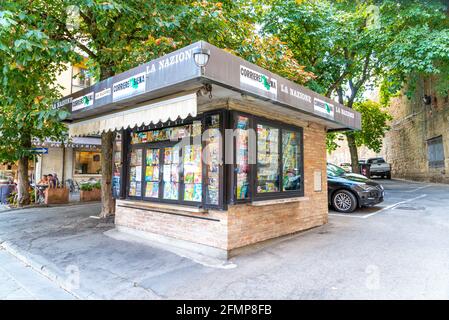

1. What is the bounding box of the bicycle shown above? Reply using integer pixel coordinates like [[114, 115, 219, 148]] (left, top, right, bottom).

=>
[[33, 184, 47, 204], [65, 179, 80, 193]]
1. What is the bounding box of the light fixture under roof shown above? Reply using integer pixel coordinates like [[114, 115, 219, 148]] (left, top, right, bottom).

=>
[[193, 47, 211, 67]]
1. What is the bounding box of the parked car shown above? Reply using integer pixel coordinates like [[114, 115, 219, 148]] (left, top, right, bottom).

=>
[[339, 163, 352, 172], [362, 157, 391, 179], [327, 163, 384, 213]]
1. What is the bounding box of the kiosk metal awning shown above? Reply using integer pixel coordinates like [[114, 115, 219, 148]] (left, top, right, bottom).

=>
[[54, 41, 361, 134], [68, 93, 197, 137]]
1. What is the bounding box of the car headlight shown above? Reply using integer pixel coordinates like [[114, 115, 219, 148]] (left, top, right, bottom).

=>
[[354, 184, 374, 192]]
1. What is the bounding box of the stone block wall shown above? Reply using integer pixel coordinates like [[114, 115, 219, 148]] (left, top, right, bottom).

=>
[[384, 77, 449, 183]]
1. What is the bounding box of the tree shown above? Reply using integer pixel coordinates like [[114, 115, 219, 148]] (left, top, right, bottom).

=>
[[0, 3, 76, 206], [31, 0, 312, 216], [230, 34, 315, 84], [327, 100, 392, 154], [262, 0, 449, 172], [27, 0, 250, 217]]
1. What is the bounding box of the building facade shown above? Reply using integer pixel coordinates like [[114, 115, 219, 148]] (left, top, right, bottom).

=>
[[0, 60, 99, 185], [384, 76, 449, 183], [34, 138, 101, 184]]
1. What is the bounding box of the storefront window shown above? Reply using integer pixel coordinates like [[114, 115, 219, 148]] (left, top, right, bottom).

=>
[[236, 116, 249, 199], [282, 130, 302, 191], [256, 124, 280, 193], [131, 124, 192, 144], [162, 146, 179, 200], [125, 112, 302, 206], [128, 120, 208, 205], [183, 144, 202, 202], [112, 133, 122, 198], [144, 149, 160, 198], [204, 114, 222, 205], [74, 151, 101, 175], [128, 148, 142, 197]]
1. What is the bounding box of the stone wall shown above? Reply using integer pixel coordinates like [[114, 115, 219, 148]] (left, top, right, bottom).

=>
[[384, 77, 449, 183]]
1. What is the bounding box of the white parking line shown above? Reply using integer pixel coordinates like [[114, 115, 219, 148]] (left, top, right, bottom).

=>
[[329, 194, 428, 219], [328, 213, 369, 219], [404, 185, 431, 193]]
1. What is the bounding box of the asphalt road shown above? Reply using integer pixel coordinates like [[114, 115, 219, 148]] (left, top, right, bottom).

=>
[[0, 179, 448, 299]]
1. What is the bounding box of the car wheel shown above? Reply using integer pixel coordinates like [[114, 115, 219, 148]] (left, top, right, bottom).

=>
[[332, 190, 358, 213], [386, 172, 391, 179]]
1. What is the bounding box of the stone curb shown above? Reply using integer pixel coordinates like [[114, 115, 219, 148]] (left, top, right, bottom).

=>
[[0, 240, 99, 300], [0, 201, 101, 213], [389, 178, 449, 186]]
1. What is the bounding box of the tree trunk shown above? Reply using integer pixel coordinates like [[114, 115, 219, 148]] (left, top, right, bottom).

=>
[[100, 131, 115, 218], [99, 65, 116, 218], [346, 133, 359, 173], [17, 156, 30, 206]]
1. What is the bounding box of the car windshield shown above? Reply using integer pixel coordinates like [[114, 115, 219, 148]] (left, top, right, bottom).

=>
[[368, 158, 386, 164], [327, 163, 346, 177]]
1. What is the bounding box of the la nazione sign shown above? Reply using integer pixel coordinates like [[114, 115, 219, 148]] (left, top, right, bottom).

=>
[[54, 41, 360, 130]]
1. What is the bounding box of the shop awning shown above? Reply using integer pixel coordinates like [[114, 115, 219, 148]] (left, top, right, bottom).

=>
[[34, 137, 101, 148], [68, 93, 197, 137]]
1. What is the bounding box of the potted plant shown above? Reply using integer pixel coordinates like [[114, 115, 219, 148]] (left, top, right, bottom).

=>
[[80, 181, 101, 202], [45, 186, 69, 204]]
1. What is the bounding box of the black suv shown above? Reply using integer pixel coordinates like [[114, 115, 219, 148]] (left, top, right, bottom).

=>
[[327, 163, 384, 213]]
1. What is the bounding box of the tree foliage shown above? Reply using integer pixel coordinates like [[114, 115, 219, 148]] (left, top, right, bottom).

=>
[[376, 0, 449, 101], [346, 100, 392, 153], [230, 34, 315, 84], [1, 0, 313, 210], [34, 0, 312, 83], [327, 100, 392, 154], [0, 1, 79, 205], [262, 0, 449, 170], [0, 3, 75, 163]]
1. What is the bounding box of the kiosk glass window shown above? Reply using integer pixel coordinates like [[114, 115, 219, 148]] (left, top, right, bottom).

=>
[[162, 146, 180, 200], [256, 124, 280, 193], [202, 113, 223, 208], [127, 120, 208, 206], [250, 113, 303, 199], [112, 133, 122, 198], [282, 130, 302, 191], [128, 148, 143, 197], [235, 116, 250, 199], [144, 148, 161, 198], [183, 144, 202, 202]]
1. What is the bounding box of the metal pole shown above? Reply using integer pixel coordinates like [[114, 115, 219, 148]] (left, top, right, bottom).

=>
[[34, 155, 37, 203]]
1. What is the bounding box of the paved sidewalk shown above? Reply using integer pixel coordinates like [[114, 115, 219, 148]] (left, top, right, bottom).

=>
[[0, 180, 449, 299], [0, 249, 74, 299]]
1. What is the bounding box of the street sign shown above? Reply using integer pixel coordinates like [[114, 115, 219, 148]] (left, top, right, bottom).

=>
[[31, 147, 48, 154]]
